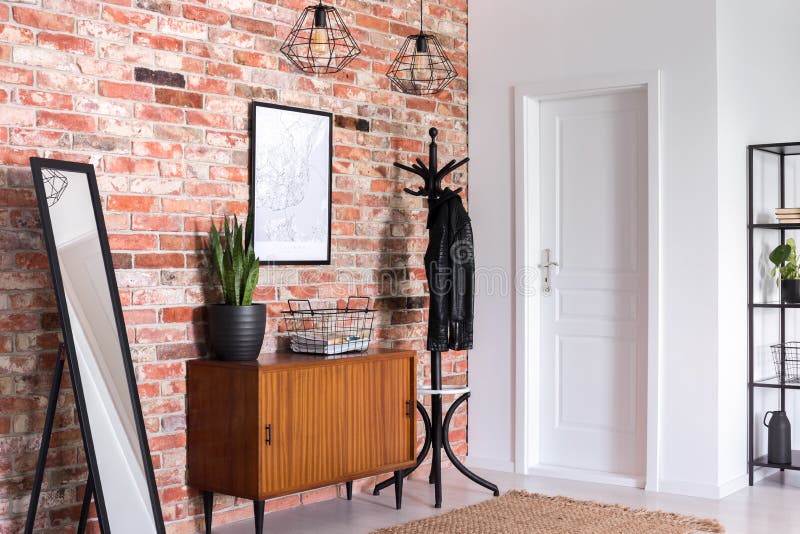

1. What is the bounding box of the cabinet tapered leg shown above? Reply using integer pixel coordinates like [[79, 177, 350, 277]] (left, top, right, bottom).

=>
[[253, 500, 265, 534], [394, 471, 404, 510], [345, 481, 353, 500], [202, 491, 213, 534]]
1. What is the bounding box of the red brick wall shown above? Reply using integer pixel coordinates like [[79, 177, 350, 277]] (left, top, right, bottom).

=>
[[0, 0, 468, 532]]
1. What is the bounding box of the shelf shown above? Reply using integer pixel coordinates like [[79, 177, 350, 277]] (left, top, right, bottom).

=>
[[751, 143, 800, 156], [747, 141, 800, 486], [751, 223, 800, 230], [753, 450, 800, 470], [752, 378, 800, 390]]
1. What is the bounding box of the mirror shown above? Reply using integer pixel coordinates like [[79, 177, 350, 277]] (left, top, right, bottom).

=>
[[30, 158, 165, 534]]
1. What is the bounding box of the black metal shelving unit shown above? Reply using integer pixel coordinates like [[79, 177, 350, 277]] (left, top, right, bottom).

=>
[[748, 141, 800, 484]]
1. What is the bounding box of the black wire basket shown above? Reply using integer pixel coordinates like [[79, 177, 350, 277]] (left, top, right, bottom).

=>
[[770, 342, 800, 383], [282, 297, 375, 355]]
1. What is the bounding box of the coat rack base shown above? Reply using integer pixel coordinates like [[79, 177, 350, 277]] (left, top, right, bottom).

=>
[[373, 384, 499, 508]]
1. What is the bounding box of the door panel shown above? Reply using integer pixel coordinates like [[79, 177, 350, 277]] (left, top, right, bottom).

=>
[[261, 366, 346, 494], [558, 336, 638, 433], [538, 89, 647, 479], [345, 358, 414, 474], [556, 106, 640, 274]]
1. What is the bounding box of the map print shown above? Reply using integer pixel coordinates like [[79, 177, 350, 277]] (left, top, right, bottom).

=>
[[253, 105, 330, 263]]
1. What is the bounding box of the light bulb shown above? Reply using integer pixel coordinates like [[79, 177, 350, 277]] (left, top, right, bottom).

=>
[[413, 52, 428, 71], [411, 35, 430, 78], [310, 27, 330, 56]]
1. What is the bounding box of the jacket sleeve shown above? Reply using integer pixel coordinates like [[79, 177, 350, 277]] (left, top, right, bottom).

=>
[[448, 220, 474, 351], [425, 215, 452, 352]]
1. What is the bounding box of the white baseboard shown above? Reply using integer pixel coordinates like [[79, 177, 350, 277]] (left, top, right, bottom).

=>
[[527, 464, 645, 488], [716, 473, 748, 499], [652, 479, 719, 499], [719, 467, 774, 496], [658, 469, 769, 500], [463, 459, 772, 500], [463, 456, 515, 473]]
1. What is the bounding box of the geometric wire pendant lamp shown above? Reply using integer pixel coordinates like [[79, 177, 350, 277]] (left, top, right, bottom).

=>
[[386, 0, 458, 96], [280, 1, 361, 74]]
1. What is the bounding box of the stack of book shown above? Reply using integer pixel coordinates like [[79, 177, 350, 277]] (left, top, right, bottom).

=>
[[289, 330, 370, 355], [776, 208, 800, 224]]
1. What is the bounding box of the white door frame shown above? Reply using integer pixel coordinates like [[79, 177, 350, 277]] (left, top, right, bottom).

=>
[[513, 71, 662, 491]]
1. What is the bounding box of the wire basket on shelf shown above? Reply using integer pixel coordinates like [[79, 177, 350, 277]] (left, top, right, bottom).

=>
[[770, 341, 800, 383], [282, 297, 375, 355]]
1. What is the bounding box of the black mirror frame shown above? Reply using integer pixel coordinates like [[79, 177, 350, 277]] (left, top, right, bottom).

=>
[[29, 157, 165, 533]]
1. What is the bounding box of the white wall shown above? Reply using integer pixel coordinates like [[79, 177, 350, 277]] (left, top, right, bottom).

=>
[[468, 0, 723, 494], [716, 0, 800, 491]]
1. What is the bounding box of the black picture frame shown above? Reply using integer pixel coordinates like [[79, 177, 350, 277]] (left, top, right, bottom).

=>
[[249, 101, 333, 265], [29, 158, 165, 533]]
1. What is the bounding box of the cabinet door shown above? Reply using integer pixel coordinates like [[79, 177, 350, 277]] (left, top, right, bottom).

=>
[[344, 357, 415, 475], [260, 366, 346, 496], [187, 364, 261, 499]]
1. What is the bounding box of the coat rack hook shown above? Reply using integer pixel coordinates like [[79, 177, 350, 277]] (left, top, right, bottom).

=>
[[395, 126, 468, 200]]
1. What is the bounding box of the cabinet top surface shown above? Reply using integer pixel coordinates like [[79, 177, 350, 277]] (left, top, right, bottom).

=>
[[187, 348, 415, 371]]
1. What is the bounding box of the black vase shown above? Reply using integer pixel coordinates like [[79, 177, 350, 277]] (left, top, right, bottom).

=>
[[207, 304, 266, 361], [764, 410, 792, 464], [782, 280, 800, 303]]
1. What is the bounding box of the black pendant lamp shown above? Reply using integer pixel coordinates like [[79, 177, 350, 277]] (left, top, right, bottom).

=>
[[386, 0, 457, 96], [280, 1, 360, 74]]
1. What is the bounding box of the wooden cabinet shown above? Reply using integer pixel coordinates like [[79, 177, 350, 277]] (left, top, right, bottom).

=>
[[187, 349, 416, 530]]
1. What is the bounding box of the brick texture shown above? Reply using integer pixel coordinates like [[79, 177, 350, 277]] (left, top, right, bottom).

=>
[[0, 0, 468, 532]]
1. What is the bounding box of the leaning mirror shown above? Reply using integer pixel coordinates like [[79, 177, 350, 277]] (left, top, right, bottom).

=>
[[29, 158, 165, 533]]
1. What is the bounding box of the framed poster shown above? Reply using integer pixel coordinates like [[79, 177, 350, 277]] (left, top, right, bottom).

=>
[[249, 101, 332, 264]]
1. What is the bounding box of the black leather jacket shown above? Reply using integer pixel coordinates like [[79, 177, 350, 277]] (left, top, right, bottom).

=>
[[424, 190, 474, 352]]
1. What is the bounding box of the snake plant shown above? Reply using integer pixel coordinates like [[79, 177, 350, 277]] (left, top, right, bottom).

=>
[[209, 212, 260, 306]]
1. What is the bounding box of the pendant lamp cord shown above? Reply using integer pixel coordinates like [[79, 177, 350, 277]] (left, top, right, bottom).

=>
[[419, 0, 423, 34]]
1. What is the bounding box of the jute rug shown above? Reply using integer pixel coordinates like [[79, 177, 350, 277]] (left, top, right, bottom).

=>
[[373, 491, 725, 534]]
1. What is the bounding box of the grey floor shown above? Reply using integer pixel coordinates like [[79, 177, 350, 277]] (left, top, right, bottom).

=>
[[217, 467, 800, 533]]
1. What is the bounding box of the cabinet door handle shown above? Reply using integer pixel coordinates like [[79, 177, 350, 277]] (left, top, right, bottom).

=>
[[405, 400, 412, 417], [265, 424, 272, 446]]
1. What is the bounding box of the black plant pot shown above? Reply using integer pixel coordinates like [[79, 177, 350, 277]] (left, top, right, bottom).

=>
[[207, 304, 266, 361], [782, 280, 800, 304]]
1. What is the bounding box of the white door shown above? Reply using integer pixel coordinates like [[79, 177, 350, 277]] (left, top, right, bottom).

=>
[[537, 89, 647, 481]]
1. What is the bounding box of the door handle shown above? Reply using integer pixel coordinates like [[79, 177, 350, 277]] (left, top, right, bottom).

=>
[[265, 424, 272, 446], [537, 248, 559, 295], [405, 400, 413, 417]]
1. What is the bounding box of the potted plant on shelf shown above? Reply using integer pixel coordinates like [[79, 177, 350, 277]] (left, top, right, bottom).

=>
[[207, 212, 265, 361], [770, 237, 800, 303]]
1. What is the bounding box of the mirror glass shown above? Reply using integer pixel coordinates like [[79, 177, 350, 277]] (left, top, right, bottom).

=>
[[35, 162, 163, 533]]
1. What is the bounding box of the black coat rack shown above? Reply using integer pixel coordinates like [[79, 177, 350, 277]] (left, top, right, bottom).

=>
[[373, 128, 499, 508]]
